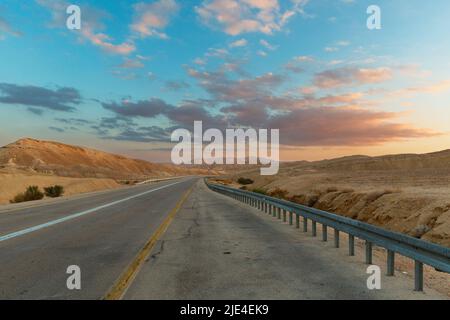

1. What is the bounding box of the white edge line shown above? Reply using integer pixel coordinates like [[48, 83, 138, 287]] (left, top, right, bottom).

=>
[[0, 180, 187, 243]]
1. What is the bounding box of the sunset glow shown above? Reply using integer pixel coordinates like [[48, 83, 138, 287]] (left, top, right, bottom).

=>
[[1, 0, 449, 161]]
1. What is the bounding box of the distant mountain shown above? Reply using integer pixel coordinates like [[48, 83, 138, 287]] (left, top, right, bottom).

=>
[[0, 138, 211, 180], [295, 150, 450, 172]]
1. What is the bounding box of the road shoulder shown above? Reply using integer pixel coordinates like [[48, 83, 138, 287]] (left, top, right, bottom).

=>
[[124, 180, 448, 300]]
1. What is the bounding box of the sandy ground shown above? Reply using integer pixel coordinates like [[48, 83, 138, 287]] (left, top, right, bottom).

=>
[[0, 171, 120, 205]]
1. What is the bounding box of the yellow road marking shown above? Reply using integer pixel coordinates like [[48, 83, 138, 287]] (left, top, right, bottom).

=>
[[103, 185, 194, 300]]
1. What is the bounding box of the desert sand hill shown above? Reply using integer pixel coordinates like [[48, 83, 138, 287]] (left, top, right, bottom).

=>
[[0, 138, 215, 205], [221, 150, 450, 247], [0, 138, 211, 180]]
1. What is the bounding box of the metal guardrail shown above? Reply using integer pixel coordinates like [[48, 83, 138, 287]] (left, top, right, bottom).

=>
[[205, 180, 450, 292], [136, 176, 190, 185]]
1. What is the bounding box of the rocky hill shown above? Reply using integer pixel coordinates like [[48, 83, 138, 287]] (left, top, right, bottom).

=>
[[0, 138, 208, 180]]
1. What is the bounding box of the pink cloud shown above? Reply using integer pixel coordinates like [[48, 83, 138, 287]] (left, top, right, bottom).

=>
[[82, 29, 135, 55], [131, 0, 180, 39], [389, 80, 450, 97], [36, 0, 136, 55], [314, 67, 393, 88], [196, 0, 307, 35], [265, 107, 438, 146]]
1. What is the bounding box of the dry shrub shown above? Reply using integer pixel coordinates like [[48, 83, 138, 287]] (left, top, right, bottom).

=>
[[252, 188, 267, 195], [288, 194, 307, 205], [10, 186, 44, 203], [237, 177, 254, 185], [268, 188, 289, 199], [326, 186, 338, 193], [305, 194, 320, 207]]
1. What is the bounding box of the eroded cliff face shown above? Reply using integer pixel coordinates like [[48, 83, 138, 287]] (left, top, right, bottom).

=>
[[222, 150, 450, 247], [279, 187, 450, 247]]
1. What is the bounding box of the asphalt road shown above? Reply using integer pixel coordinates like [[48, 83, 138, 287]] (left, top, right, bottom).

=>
[[0, 177, 447, 300], [0, 178, 196, 299], [124, 180, 447, 300]]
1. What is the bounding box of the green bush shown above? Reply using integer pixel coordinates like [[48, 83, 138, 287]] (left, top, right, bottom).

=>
[[237, 177, 254, 185], [10, 186, 44, 203], [44, 185, 65, 198]]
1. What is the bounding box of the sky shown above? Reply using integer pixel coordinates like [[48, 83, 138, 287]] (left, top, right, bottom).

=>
[[0, 0, 450, 162]]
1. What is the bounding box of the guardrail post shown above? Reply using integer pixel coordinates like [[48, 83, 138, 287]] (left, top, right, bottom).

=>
[[387, 250, 395, 276], [365, 241, 373, 264], [334, 229, 340, 248], [414, 261, 424, 291], [295, 214, 300, 228], [206, 183, 449, 288], [349, 235, 355, 256]]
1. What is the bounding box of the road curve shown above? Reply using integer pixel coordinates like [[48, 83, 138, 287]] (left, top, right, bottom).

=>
[[0, 177, 447, 300], [124, 180, 447, 300], [0, 178, 196, 299]]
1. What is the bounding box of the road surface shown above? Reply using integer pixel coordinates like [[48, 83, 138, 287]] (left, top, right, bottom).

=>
[[0, 178, 447, 299], [0, 178, 195, 299]]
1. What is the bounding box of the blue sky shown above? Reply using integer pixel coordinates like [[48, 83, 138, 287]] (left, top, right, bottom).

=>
[[1, 0, 450, 161]]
